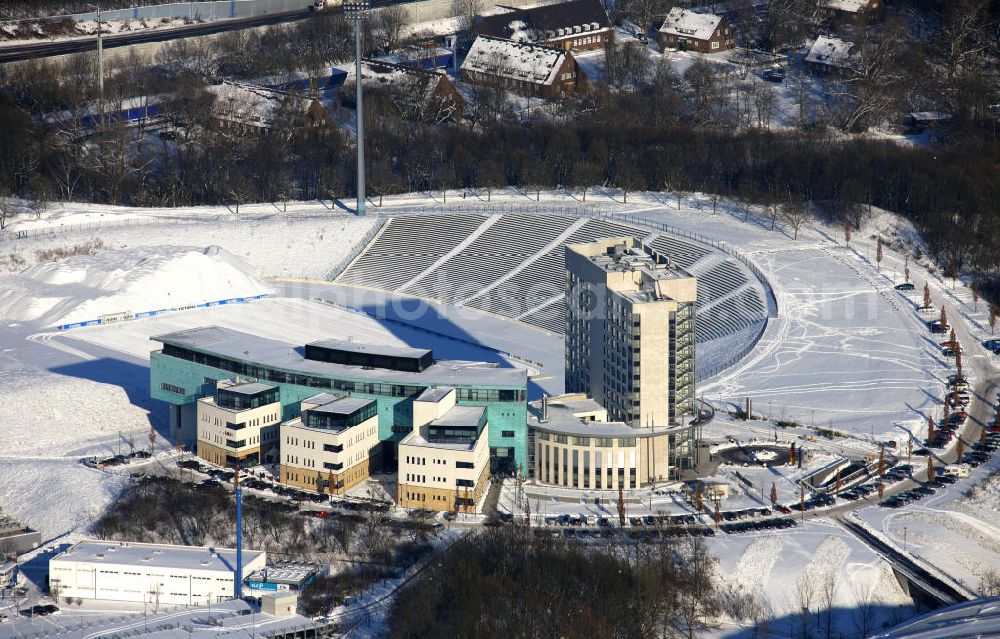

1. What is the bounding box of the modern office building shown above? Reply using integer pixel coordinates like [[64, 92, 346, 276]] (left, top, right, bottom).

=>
[[196, 380, 282, 468], [150, 327, 527, 473], [529, 393, 677, 488], [564, 237, 700, 471], [397, 387, 492, 512], [278, 393, 381, 495], [48, 540, 265, 605]]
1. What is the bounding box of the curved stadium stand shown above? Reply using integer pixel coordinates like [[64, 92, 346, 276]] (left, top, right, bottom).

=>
[[336, 213, 769, 347]]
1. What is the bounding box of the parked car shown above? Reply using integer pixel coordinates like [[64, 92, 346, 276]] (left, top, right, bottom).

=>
[[929, 319, 949, 334], [762, 66, 786, 82], [894, 282, 915, 291], [947, 392, 971, 408]]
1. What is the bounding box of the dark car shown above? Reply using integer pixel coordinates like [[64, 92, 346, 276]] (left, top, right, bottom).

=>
[[894, 282, 915, 291], [929, 320, 949, 334], [762, 66, 785, 82]]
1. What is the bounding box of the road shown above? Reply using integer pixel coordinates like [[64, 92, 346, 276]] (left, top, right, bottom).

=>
[[0, 9, 312, 64]]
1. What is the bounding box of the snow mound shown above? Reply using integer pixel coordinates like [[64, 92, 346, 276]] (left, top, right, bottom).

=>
[[0, 245, 271, 326]]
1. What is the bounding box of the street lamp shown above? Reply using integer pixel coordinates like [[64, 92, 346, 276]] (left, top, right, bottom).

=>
[[344, 0, 371, 216]]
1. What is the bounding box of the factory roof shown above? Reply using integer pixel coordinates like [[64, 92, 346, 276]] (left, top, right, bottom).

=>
[[153, 326, 525, 388], [51, 540, 264, 574]]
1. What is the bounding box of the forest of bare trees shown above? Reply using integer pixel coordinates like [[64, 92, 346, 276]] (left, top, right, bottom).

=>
[[389, 526, 723, 639]]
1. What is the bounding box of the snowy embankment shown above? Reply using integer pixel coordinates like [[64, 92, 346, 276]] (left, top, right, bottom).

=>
[[708, 523, 913, 638], [0, 245, 271, 327], [0, 16, 198, 44], [0, 200, 379, 279]]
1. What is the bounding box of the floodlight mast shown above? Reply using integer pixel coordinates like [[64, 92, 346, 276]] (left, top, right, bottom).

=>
[[345, 0, 371, 216]]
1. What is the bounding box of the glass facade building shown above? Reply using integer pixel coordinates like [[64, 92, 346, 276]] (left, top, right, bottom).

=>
[[150, 326, 528, 474]]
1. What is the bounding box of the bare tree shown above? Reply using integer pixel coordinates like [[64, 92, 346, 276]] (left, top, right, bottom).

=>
[[781, 194, 810, 239], [684, 59, 720, 126], [794, 573, 815, 639], [372, 5, 408, 53], [752, 79, 777, 129], [671, 539, 721, 638], [819, 569, 839, 639], [937, 0, 991, 79], [605, 39, 650, 94], [0, 195, 13, 229], [228, 177, 254, 217], [851, 578, 878, 638], [452, 0, 483, 36], [833, 27, 906, 132]]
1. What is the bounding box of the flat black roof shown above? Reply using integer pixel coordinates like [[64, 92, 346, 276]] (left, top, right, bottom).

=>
[[306, 339, 431, 361]]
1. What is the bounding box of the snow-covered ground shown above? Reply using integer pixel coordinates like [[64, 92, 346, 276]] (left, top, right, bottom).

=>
[[0, 245, 270, 327], [0, 201, 378, 279], [707, 521, 914, 638]]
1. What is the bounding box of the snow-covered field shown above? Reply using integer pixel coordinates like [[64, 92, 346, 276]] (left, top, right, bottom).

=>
[[0, 245, 270, 327]]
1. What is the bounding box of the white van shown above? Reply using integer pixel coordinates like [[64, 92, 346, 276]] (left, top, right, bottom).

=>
[[944, 464, 970, 478]]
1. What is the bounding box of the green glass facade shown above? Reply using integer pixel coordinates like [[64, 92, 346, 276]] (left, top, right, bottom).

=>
[[150, 349, 528, 474]]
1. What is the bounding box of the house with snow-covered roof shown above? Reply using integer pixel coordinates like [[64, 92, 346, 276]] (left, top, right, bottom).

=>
[[804, 35, 857, 74], [461, 35, 587, 98], [476, 0, 611, 52], [821, 0, 884, 22], [657, 8, 735, 53], [339, 59, 464, 123], [207, 81, 331, 137]]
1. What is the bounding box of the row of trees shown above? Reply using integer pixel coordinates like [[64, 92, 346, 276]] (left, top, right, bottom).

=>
[[1, 79, 998, 288]]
